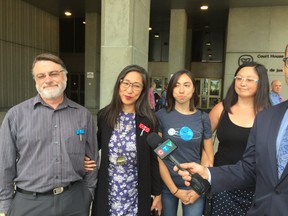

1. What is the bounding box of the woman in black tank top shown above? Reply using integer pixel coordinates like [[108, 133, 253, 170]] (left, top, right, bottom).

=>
[[208, 62, 271, 216]]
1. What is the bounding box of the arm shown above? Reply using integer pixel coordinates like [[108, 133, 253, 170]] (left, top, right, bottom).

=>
[[157, 132, 180, 198], [0, 112, 17, 213], [148, 89, 156, 109], [209, 119, 257, 192], [158, 158, 177, 195], [177, 142, 256, 192], [200, 110, 215, 167], [209, 102, 224, 132], [202, 138, 214, 167], [177, 116, 257, 192], [83, 115, 99, 199], [158, 158, 196, 204], [149, 132, 162, 214], [83, 110, 105, 172], [201, 102, 224, 166]]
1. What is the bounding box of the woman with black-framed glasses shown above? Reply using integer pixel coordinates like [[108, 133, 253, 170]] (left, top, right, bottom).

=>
[[84, 65, 162, 216]]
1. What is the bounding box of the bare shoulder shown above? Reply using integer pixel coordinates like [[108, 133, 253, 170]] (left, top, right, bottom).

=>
[[209, 102, 224, 118], [209, 102, 224, 131]]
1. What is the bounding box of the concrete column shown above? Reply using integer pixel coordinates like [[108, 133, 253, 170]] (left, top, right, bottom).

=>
[[185, 28, 192, 70], [100, 0, 151, 108], [85, 13, 101, 109], [168, 9, 187, 76]]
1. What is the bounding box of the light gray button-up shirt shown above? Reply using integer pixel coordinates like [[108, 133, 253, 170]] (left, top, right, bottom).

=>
[[0, 95, 98, 212]]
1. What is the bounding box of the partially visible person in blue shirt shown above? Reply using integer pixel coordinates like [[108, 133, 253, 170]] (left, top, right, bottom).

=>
[[269, 80, 284, 105]]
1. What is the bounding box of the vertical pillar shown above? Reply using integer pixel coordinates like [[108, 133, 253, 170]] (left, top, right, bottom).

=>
[[85, 13, 101, 109], [100, 0, 151, 108], [168, 9, 187, 76], [185, 28, 192, 70]]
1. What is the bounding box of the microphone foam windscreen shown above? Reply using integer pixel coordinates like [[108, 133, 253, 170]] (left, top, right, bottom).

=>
[[146, 132, 162, 149]]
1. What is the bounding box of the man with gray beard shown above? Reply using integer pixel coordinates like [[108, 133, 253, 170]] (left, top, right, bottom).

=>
[[0, 53, 98, 216]]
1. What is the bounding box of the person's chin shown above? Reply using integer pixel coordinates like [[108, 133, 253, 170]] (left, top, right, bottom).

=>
[[39, 89, 63, 100], [122, 99, 136, 106]]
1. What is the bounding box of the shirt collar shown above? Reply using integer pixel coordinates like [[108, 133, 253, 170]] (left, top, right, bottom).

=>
[[33, 94, 78, 110]]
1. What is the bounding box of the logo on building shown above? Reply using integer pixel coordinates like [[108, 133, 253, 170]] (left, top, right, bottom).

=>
[[238, 55, 253, 66]]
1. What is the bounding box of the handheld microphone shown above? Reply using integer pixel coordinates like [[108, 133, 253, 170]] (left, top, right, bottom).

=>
[[147, 132, 210, 195]]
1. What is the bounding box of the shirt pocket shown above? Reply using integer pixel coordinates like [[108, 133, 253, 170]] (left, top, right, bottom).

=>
[[65, 132, 86, 175]]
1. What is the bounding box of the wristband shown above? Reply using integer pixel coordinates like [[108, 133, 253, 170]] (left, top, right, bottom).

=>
[[173, 188, 179, 195]]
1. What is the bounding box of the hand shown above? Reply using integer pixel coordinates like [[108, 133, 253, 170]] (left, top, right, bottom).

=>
[[84, 156, 96, 172], [174, 189, 190, 204], [151, 195, 162, 215], [173, 163, 209, 186], [185, 190, 201, 205], [175, 189, 200, 205]]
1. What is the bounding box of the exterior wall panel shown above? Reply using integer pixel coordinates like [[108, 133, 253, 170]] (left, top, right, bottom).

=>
[[0, 0, 59, 107]]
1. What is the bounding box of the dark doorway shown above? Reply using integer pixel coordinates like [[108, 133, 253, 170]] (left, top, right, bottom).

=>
[[66, 73, 85, 105]]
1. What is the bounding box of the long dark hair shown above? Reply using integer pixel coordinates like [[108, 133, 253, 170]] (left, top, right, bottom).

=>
[[166, 69, 199, 112], [99, 64, 157, 129], [223, 62, 271, 114]]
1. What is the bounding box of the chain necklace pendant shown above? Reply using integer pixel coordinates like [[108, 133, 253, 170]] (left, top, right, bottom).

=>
[[116, 155, 126, 165]]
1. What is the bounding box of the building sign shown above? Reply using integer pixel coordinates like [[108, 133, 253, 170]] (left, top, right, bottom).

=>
[[87, 72, 94, 78], [238, 53, 284, 73]]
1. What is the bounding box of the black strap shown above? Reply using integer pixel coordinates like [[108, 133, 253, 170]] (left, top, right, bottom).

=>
[[190, 173, 211, 195], [199, 109, 205, 159]]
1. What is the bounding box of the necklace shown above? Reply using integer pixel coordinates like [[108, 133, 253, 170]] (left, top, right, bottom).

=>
[[114, 113, 135, 165], [116, 155, 126, 165]]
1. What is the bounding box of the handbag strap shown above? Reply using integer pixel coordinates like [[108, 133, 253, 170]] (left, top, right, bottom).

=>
[[199, 109, 205, 158]]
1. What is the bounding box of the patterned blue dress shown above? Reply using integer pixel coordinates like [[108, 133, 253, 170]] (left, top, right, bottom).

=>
[[108, 112, 138, 216]]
